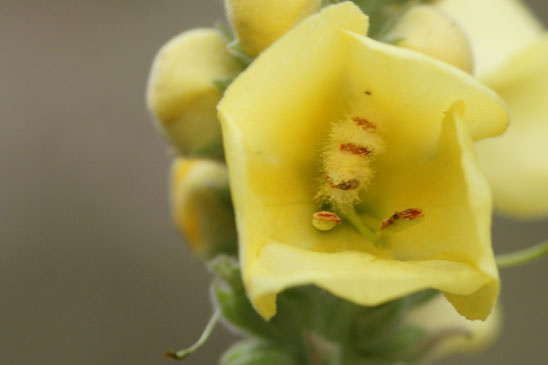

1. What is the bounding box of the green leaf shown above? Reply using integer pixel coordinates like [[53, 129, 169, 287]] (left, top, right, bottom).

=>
[[221, 340, 302, 365]]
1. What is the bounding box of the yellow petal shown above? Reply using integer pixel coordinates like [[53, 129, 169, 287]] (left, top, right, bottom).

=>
[[476, 36, 548, 218], [219, 3, 506, 320], [406, 295, 501, 360], [224, 0, 322, 57], [435, 0, 543, 77], [387, 5, 473, 73], [147, 28, 244, 158], [171, 158, 237, 258]]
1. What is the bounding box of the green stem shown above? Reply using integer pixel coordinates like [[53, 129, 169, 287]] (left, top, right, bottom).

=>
[[166, 309, 221, 361], [496, 240, 548, 269], [340, 207, 386, 248]]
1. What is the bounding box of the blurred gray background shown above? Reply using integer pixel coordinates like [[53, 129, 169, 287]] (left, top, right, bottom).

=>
[[1, 1, 547, 364]]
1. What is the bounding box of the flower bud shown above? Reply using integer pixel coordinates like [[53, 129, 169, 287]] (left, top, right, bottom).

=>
[[224, 0, 322, 57], [406, 295, 501, 361], [147, 29, 244, 158], [387, 5, 474, 73], [170, 158, 237, 259]]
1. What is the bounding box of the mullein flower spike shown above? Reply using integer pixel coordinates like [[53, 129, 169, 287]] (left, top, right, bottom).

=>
[[147, 1, 548, 364]]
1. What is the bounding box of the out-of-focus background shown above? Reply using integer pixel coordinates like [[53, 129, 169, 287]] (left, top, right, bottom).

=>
[[1, 1, 547, 364]]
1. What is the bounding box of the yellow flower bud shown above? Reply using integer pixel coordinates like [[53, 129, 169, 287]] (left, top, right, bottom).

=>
[[170, 158, 237, 259], [435, 0, 548, 218], [387, 5, 474, 73], [434, 0, 542, 77], [406, 295, 501, 361], [147, 29, 244, 158], [224, 0, 322, 57]]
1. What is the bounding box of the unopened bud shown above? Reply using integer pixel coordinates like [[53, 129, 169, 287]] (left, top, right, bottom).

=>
[[386, 5, 474, 73], [224, 0, 322, 57], [406, 295, 501, 360], [171, 158, 237, 259], [147, 29, 244, 158]]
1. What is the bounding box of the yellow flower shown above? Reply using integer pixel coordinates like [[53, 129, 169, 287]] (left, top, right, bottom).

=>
[[171, 158, 237, 259], [406, 295, 501, 361], [224, 0, 322, 57], [147, 29, 244, 158], [435, 0, 548, 219], [218, 3, 507, 321]]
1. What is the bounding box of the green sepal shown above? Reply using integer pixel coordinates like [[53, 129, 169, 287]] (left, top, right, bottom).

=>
[[321, 1, 423, 40], [210, 256, 441, 364], [215, 21, 235, 43], [214, 75, 239, 94], [344, 326, 428, 365], [221, 339, 302, 365], [227, 40, 254, 65], [210, 256, 282, 340]]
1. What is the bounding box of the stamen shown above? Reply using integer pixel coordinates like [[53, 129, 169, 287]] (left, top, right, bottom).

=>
[[352, 116, 376, 130], [340, 143, 372, 156], [381, 208, 424, 231], [312, 211, 341, 232], [326, 176, 360, 191], [339, 206, 386, 247]]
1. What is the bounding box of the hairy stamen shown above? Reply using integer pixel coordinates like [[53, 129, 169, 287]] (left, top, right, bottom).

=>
[[340, 143, 372, 156], [326, 176, 360, 191], [352, 116, 376, 130]]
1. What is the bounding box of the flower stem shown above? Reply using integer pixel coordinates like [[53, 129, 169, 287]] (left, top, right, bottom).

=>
[[496, 240, 548, 269], [165, 309, 221, 361], [340, 207, 386, 247]]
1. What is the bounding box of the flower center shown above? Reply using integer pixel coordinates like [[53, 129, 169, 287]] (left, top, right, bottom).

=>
[[312, 112, 424, 247]]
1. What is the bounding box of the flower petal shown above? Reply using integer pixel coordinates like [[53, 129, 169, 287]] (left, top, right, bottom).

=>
[[476, 36, 548, 218], [219, 3, 505, 321], [435, 0, 543, 77]]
